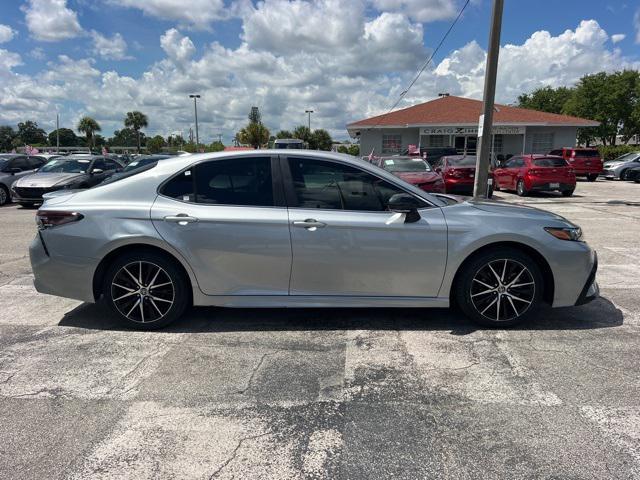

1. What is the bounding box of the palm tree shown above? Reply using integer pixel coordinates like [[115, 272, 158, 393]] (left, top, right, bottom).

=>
[[237, 122, 270, 149], [124, 111, 148, 152], [77, 116, 101, 150]]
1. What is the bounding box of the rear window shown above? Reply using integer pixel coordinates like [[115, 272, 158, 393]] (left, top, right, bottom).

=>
[[447, 156, 477, 166], [533, 158, 568, 167], [574, 150, 600, 157]]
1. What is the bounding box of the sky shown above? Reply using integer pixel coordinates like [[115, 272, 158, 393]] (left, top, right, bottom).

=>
[[0, 0, 639, 143]]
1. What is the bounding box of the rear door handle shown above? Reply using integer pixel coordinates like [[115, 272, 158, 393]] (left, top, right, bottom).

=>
[[292, 219, 326, 230], [164, 214, 199, 225]]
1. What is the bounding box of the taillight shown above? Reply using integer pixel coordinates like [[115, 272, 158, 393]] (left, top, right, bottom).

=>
[[528, 169, 540, 175], [446, 168, 463, 178], [36, 210, 84, 229], [571, 150, 576, 158]]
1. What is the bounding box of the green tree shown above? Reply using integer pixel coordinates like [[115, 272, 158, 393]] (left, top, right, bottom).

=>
[[209, 141, 225, 152], [237, 122, 270, 149], [0, 126, 16, 152], [48, 128, 78, 147], [309, 129, 332, 150], [108, 128, 145, 148], [293, 125, 311, 144], [16, 120, 47, 145], [563, 70, 640, 145], [236, 107, 270, 149], [275, 130, 293, 139], [146, 135, 166, 153], [77, 116, 101, 149], [124, 111, 149, 152], [517, 86, 573, 114], [167, 134, 184, 148]]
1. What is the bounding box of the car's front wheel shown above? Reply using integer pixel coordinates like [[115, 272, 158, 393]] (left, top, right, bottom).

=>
[[455, 248, 543, 327], [103, 251, 190, 330], [0, 185, 9, 206], [587, 174, 598, 182], [516, 179, 527, 196]]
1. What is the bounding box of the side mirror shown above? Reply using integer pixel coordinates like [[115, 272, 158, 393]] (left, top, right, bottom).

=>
[[387, 193, 421, 223], [91, 168, 104, 175]]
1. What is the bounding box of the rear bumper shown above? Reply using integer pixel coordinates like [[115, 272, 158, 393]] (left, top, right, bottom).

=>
[[527, 181, 575, 192], [29, 234, 97, 303], [575, 252, 599, 306], [444, 177, 493, 194], [571, 167, 603, 175]]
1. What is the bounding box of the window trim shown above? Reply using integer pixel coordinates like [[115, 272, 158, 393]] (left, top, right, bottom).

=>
[[157, 155, 286, 209], [279, 154, 435, 213]]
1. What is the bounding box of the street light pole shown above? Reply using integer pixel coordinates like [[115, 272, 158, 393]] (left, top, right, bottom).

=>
[[305, 109, 314, 131], [189, 94, 201, 148], [473, 0, 504, 199]]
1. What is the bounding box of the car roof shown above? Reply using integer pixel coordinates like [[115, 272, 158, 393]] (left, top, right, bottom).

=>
[[0, 154, 24, 159]]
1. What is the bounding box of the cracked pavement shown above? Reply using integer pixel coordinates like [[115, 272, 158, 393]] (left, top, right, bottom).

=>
[[1, 179, 639, 479]]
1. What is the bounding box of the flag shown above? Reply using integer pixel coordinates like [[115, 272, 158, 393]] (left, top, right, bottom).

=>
[[408, 144, 418, 155], [102, 146, 108, 156]]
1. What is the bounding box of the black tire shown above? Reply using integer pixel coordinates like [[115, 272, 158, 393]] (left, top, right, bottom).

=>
[[635, 176, 640, 184], [103, 250, 191, 330], [587, 174, 598, 182], [454, 247, 544, 327], [0, 185, 9, 206], [487, 183, 494, 198], [19, 202, 36, 208], [561, 189, 574, 197], [516, 179, 527, 197], [619, 169, 628, 181]]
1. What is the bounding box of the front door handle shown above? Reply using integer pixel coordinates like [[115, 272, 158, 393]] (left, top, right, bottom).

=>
[[164, 214, 199, 225], [292, 219, 326, 230]]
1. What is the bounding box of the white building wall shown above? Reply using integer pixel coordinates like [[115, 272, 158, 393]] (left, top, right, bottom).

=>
[[357, 128, 420, 156], [525, 126, 578, 153]]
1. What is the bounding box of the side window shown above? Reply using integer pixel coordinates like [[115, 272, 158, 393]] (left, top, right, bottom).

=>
[[288, 157, 412, 212], [10, 157, 30, 171], [549, 150, 562, 157], [161, 169, 194, 202], [92, 159, 106, 171], [504, 157, 519, 168], [193, 157, 273, 206], [104, 160, 120, 171], [28, 157, 45, 169]]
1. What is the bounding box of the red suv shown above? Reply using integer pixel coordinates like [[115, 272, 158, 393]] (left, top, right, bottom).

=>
[[493, 154, 576, 197], [548, 148, 602, 181]]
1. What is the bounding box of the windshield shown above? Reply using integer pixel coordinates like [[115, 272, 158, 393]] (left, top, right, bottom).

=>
[[534, 158, 568, 167], [447, 156, 477, 166], [383, 158, 431, 172], [0, 159, 7, 169], [39, 158, 92, 173]]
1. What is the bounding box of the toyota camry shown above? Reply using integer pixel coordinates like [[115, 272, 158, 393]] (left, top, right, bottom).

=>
[[30, 150, 598, 330]]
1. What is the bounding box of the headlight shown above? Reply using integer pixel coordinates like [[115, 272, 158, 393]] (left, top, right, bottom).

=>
[[544, 226, 583, 241]]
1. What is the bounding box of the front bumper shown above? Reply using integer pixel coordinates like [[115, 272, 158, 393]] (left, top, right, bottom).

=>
[[12, 186, 63, 203], [29, 233, 97, 303], [575, 252, 599, 306]]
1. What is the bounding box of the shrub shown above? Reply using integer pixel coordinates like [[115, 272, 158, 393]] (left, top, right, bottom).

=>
[[597, 144, 639, 161]]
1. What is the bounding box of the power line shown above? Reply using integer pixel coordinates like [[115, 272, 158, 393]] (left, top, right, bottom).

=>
[[376, 0, 471, 123]]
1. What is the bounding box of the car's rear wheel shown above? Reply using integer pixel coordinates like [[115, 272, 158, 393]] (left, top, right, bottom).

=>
[[587, 174, 598, 182], [19, 202, 36, 208], [0, 185, 9, 206], [619, 169, 629, 181], [561, 189, 574, 197], [455, 248, 543, 327], [103, 251, 190, 330], [516, 179, 527, 196]]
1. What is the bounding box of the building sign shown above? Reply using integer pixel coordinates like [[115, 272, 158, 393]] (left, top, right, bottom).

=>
[[421, 126, 525, 135]]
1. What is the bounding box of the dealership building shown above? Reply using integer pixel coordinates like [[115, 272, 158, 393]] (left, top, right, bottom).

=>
[[347, 95, 598, 158]]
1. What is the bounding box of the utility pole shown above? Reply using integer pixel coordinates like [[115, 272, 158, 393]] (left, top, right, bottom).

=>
[[189, 94, 200, 148], [56, 113, 60, 153], [473, 0, 504, 199], [305, 109, 313, 131]]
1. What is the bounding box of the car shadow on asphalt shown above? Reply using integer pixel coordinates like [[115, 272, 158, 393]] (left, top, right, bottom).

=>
[[58, 296, 623, 335]]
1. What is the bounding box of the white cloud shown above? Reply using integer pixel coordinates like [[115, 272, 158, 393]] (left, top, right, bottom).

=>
[[369, 0, 458, 22], [108, 0, 226, 29], [29, 47, 46, 60], [160, 28, 196, 65], [611, 33, 625, 44], [90, 30, 132, 60], [0, 24, 16, 44], [22, 0, 83, 42]]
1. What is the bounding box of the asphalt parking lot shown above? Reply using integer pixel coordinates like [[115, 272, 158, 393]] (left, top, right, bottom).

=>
[[1, 179, 639, 479]]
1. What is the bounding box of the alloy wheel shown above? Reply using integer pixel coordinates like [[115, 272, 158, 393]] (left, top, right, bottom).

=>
[[470, 259, 535, 322], [111, 261, 175, 323]]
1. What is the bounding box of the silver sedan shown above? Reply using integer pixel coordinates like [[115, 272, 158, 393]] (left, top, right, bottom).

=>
[[30, 150, 598, 329]]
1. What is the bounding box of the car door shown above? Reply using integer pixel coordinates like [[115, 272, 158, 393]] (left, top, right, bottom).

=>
[[88, 158, 112, 186], [501, 156, 522, 189], [6, 156, 34, 182], [282, 155, 447, 297], [151, 155, 292, 296]]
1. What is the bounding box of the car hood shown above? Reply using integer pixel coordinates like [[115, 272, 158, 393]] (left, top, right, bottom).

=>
[[13, 172, 85, 187], [467, 198, 572, 224], [395, 171, 442, 183], [603, 161, 624, 167]]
